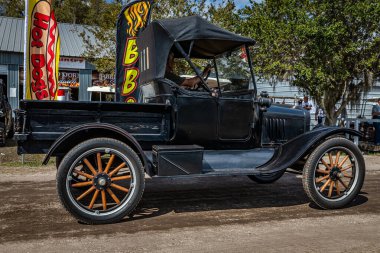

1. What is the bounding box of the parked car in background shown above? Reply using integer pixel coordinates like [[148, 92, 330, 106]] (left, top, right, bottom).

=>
[[0, 81, 13, 146]]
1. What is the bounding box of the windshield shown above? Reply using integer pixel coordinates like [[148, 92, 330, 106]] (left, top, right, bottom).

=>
[[215, 46, 253, 92]]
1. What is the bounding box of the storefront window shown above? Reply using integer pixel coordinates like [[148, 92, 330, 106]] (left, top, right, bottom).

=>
[[90, 71, 115, 102], [59, 70, 80, 101]]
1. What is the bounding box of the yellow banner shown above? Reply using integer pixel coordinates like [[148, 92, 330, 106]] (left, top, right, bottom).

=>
[[26, 0, 60, 100], [116, 0, 153, 103]]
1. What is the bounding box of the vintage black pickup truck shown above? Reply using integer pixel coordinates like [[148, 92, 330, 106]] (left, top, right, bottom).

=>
[[15, 16, 365, 224]]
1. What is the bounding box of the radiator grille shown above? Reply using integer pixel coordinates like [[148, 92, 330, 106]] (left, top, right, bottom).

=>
[[264, 117, 286, 142]]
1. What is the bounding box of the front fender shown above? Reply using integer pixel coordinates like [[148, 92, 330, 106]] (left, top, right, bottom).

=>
[[42, 123, 152, 175], [256, 127, 362, 175]]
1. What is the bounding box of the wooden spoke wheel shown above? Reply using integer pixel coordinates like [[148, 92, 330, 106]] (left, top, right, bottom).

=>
[[303, 137, 365, 209], [57, 138, 145, 224]]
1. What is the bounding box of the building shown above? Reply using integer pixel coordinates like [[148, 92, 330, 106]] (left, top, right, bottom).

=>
[[0, 16, 379, 124], [255, 78, 380, 127], [0, 16, 114, 111]]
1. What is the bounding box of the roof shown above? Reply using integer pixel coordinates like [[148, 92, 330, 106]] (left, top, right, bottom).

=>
[[0, 16, 95, 57], [153, 15, 255, 58], [138, 15, 255, 83]]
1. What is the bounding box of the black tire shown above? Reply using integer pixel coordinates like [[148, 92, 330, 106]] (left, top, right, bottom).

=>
[[56, 138, 145, 224], [56, 156, 63, 168], [7, 119, 14, 139], [303, 137, 365, 209], [248, 170, 285, 184], [0, 122, 5, 147]]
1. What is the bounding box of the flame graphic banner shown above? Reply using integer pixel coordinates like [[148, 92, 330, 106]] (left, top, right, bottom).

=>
[[25, 0, 60, 100], [116, 0, 153, 103]]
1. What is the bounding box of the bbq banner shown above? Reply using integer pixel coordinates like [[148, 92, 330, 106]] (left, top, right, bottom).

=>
[[116, 0, 154, 103], [25, 0, 60, 100]]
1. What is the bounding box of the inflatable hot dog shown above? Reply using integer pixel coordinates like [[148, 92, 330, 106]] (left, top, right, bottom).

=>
[[26, 0, 60, 100]]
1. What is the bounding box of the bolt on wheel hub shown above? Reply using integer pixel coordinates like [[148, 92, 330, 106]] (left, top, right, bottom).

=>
[[93, 173, 111, 190], [329, 167, 341, 181]]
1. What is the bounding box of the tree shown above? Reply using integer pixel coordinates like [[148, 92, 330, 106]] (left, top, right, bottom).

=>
[[0, 0, 24, 18], [81, 0, 210, 75], [152, 0, 208, 19], [208, 0, 241, 31], [80, 0, 121, 74], [240, 0, 380, 125], [53, 0, 91, 24], [0, 0, 93, 25]]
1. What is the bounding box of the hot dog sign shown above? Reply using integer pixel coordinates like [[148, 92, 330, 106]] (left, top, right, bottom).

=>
[[25, 0, 60, 100]]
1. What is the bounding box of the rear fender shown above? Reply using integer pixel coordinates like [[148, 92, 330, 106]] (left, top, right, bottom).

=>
[[256, 127, 362, 175], [42, 123, 153, 176]]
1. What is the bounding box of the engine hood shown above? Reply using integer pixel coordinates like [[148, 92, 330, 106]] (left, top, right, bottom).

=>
[[261, 104, 309, 146]]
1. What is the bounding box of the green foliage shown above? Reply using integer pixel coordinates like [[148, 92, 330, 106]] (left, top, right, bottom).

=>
[[152, 0, 209, 19], [209, 0, 241, 31], [53, 0, 91, 24], [0, 0, 24, 18], [5, 0, 376, 125], [240, 0, 380, 125], [81, 0, 211, 75], [79, 0, 121, 74]]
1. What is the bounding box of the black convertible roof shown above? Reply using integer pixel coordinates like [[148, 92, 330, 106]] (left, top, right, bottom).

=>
[[138, 16, 255, 83], [154, 16, 255, 57]]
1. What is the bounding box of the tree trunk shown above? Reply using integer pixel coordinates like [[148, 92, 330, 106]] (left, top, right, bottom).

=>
[[324, 109, 337, 126], [322, 90, 340, 126]]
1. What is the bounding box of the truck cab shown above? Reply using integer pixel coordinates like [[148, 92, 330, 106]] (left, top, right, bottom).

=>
[[137, 16, 307, 150]]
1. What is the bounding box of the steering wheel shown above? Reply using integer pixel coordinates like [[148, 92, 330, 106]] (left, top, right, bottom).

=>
[[194, 64, 212, 92], [187, 65, 212, 92], [203, 64, 212, 81]]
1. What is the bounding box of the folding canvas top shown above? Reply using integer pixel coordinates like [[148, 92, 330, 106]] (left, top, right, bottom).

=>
[[138, 15, 255, 83]]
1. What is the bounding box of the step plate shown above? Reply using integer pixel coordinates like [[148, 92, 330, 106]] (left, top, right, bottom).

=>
[[146, 148, 276, 176], [202, 149, 275, 173]]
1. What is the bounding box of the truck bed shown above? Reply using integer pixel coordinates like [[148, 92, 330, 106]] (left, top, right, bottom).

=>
[[15, 100, 172, 154]]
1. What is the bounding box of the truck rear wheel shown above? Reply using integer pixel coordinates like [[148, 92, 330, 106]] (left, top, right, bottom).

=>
[[56, 138, 145, 224], [303, 137, 365, 209]]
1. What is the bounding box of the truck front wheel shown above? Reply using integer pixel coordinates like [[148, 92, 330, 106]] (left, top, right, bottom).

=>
[[303, 137, 365, 209], [56, 138, 145, 224]]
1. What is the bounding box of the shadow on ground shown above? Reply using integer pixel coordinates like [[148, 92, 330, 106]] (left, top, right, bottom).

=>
[[0, 173, 375, 243]]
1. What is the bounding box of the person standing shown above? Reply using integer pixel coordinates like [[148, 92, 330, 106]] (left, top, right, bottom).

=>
[[315, 106, 325, 125], [302, 96, 314, 129], [302, 96, 313, 111], [372, 98, 380, 145]]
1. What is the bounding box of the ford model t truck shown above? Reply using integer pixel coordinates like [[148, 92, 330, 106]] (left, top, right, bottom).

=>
[[14, 16, 365, 224]]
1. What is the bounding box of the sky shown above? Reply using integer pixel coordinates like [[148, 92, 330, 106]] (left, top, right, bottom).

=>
[[206, 0, 251, 9], [110, 0, 254, 9]]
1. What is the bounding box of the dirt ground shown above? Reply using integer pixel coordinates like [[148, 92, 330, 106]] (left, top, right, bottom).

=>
[[0, 147, 379, 252]]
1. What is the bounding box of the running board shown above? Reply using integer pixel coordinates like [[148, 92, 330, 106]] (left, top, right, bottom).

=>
[[202, 149, 274, 175], [147, 146, 275, 177]]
